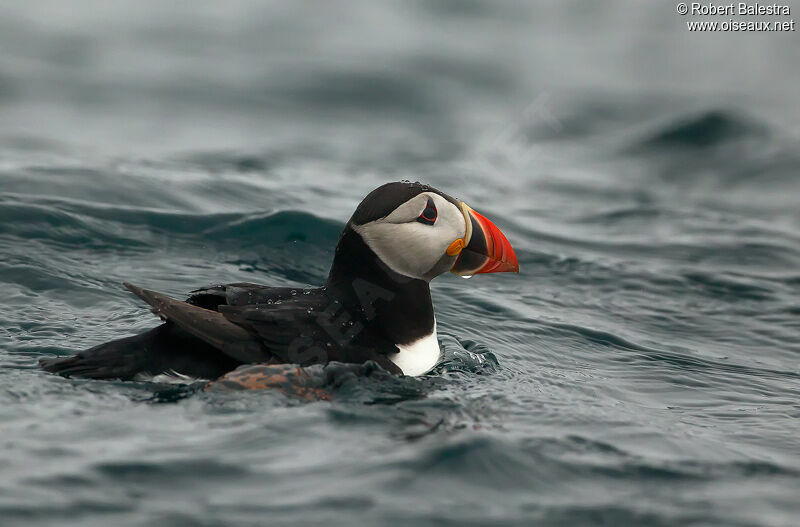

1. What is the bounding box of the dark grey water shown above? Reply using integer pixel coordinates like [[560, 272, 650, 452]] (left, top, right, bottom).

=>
[[2, 2, 800, 525]]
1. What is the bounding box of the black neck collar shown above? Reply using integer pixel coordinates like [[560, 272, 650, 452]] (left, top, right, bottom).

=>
[[325, 226, 435, 345]]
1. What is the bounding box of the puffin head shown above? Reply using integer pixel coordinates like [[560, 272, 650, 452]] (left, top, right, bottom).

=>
[[347, 182, 519, 281]]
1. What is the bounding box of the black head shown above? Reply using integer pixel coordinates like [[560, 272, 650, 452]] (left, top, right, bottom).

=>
[[345, 182, 469, 280], [332, 181, 519, 283], [348, 181, 461, 227]]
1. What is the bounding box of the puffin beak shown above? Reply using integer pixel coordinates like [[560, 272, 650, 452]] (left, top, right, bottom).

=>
[[450, 203, 519, 276]]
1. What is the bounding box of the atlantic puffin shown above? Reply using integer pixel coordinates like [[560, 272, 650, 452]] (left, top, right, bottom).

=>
[[40, 182, 518, 384]]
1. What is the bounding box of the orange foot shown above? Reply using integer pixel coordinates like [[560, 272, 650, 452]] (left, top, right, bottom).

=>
[[205, 363, 331, 401]]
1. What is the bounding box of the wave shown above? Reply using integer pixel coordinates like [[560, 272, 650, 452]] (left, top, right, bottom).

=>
[[634, 109, 771, 151], [617, 108, 800, 194], [0, 194, 343, 249], [516, 224, 800, 271]]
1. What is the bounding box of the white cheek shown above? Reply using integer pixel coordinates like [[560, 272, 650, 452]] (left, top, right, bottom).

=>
[[355, 222, 447, 278], [353, 194, 468, 280], [435, 200, 467, 243]]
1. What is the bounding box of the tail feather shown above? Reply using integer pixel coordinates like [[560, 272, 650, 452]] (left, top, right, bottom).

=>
[[40, 324, 241, 381], [40, 328, 165, 380]]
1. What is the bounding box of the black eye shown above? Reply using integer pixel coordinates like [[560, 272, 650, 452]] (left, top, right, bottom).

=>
[[417, 198, 437, 226]]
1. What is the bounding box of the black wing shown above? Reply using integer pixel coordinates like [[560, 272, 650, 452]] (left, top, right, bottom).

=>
[[123, 282, 267, 363], [125, 282, 402, 374], [186, 283, 302, 309], [40, 282, 313, 380]]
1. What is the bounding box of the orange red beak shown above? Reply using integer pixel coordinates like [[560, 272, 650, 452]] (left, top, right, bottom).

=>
[[450, 204, 519, 276]]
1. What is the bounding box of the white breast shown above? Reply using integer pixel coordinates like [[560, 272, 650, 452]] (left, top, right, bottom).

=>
[[387, 320, 441, 376]]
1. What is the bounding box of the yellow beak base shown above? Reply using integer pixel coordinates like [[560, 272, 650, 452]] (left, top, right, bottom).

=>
[[446, 238, 465, 256]]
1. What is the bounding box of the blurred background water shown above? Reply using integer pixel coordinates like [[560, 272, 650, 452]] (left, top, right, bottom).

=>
[[1, 1, 800, 526]]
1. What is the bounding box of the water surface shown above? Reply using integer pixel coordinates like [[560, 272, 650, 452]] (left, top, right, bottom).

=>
[[1, 2, 800, 526]]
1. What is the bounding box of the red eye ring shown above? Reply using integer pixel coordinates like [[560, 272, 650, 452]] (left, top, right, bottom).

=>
[[417, 198, 437, 226]]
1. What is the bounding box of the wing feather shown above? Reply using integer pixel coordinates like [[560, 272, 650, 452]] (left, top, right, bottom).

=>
[[123, 282, 267, 363]]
